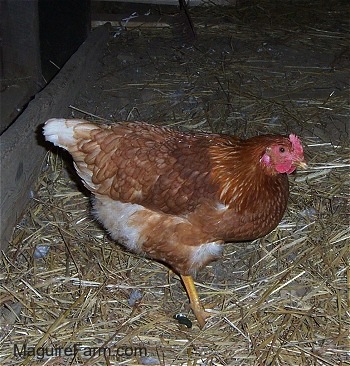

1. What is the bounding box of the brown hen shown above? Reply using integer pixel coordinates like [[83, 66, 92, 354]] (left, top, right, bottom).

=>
[[43, 119, 306, 328]]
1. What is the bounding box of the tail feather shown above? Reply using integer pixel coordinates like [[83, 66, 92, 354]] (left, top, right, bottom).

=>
[[43, 118, 101, 191], [43, 118, 97, 150]]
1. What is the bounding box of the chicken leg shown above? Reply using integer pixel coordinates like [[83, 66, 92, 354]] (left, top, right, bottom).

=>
[[181, 274, 210, 328]]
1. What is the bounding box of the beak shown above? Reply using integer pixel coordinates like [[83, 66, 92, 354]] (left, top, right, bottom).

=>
[[295, 160, 308, 169]]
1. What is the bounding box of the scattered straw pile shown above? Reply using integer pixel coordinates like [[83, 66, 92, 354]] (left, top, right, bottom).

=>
[[1, 2, 349, 365]]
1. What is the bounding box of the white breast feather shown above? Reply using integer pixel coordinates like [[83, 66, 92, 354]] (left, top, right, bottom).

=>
[[92, 197, 145, 252], [190, 242, 223, 270]]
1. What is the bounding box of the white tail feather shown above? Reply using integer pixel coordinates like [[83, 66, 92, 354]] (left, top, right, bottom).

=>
[[43, 118, 95, 149], [43, 118, 99, 191]]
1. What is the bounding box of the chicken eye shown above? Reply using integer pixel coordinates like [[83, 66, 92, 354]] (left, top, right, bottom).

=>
[[279, 147, 285, 153]]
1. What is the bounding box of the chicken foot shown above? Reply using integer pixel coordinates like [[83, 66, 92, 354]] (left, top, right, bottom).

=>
[[181, 274, 210, 328]]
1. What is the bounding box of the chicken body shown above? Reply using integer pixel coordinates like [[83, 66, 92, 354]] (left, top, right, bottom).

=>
[[43, 119, 306, 327]]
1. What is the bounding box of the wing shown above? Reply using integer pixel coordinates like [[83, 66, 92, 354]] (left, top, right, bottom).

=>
[[71, 122, 221, 215]]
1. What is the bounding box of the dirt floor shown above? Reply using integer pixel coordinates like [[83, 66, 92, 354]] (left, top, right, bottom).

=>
[[1, 1, 349, 365], [80, 0, 349, 144]]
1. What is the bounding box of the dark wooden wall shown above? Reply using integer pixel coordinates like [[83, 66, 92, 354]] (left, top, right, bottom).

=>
[[0, 0, 99, 253], [0, 0, 91, 134], [39, 0, 91, 82], [0, 1, 42, 134]]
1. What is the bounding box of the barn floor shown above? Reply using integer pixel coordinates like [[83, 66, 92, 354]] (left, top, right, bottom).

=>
[[1, 1, 349, 365]]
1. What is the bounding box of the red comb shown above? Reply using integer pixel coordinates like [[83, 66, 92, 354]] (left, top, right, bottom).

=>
[[289, 134, 304, 156]]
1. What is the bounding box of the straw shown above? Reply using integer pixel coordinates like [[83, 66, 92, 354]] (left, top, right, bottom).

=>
[[1, 2, 348, 365]]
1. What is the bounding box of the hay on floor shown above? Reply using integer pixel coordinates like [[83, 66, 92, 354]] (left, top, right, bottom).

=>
[[1, 2, 349, 365]]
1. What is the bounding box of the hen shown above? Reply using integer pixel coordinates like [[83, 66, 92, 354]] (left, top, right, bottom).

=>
[[43, 119, 306, 328]]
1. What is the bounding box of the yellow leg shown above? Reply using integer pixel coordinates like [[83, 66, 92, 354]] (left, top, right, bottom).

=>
[[181, 274, 210, 328]]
